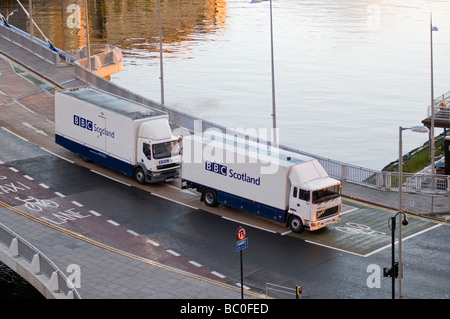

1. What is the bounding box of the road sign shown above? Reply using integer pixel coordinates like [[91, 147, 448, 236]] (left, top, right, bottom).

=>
[[236, 238, 248, 251], [236, 226, 246, 240]]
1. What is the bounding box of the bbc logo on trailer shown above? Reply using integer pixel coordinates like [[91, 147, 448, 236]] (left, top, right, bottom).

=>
[[74, 115, 93, 131], [205, 161, 227, 176]]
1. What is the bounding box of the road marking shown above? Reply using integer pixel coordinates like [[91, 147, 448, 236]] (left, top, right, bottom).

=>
[[127, 229, 140, 236], [211, 271, 226, 279], [1, 127, 28, 141], [221, 216, 276, 234], [304, 240, 366, 257], [40, 147, 75, 164], [167, 249, 180, 256], [8, 167, 19, 173], [55, 192, 66, 198], [147, 239, 160, 246], [71, 200, 83, 207], [90, 169, 131, 186], [23, 175, 34, 181], [189, 260, 202, 267], [89, 210, 101, 216], [22, 122, 48, 136], [150, 192, 198, 210], [39, 183, 49, 189], [107, 220, 120, 226], [364, 223, 443, 257]]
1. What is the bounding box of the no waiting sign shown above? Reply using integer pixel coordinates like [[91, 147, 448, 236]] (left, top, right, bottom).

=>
[[236, 226, 246, 240]]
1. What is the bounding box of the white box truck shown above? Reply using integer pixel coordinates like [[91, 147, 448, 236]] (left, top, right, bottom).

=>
[[55, 87, 181, 183], [181, 132, 342, 233]]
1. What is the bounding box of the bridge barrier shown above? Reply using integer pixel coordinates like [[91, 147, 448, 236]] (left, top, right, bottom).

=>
[[0, 222, 81, 299]]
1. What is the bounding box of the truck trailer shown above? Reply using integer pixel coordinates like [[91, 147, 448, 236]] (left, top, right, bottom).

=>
[[181, 132, 342, 233], [55, 86, 181, 183]]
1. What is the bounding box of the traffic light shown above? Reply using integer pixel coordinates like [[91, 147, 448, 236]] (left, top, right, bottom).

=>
[[383, 262, 399, 278]]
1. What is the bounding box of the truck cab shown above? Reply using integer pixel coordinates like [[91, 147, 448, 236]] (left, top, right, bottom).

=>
[[135, 120, 181, 184], [287, 162, 342, 232]]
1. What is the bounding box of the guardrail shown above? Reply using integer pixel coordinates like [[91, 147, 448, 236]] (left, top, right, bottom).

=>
[[0, 222, 81, 299]]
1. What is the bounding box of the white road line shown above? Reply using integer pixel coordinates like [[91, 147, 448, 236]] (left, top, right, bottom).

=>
[[40, 147, 75, 164], [211, 271, 226, 279], [55, 192, 66, 198], [364, 223, 443, 257], [1, 127, 28, 141], [39, 183, 49, 189], [23, 175, 34, 181], [71, 201, 83, 207], [127, 229, 140, 236], [235, 283, 250, 290], [89, 210, 101, 216], [150, 192, 198, 210], [189, 260, 202, 267], [167, 249, 180, 257], [341, 206, 359, 215], [304, 240, 366, 257], [107, 220, 120, 226], [221, 216, 276, 233], [90, 169, 131, 186], [8, 167, 19, 172], [147, 239, 160, 246]]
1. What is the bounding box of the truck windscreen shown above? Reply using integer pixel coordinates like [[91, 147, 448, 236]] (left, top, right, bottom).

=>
[[312, 185, 340, 204], [152, 141, 180, 159]]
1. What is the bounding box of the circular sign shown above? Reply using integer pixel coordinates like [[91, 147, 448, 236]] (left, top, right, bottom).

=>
[[236, 226, 246, 240]]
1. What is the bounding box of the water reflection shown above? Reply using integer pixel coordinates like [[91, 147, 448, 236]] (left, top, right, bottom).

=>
[[0, 0, 228, 60]]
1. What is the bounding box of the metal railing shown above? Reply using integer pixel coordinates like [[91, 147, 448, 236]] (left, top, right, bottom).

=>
[[427, 91, 450, 120], [0, 222, 81, 299]]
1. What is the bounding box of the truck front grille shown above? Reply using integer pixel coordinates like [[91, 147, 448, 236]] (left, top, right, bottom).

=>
[[157, 163, 180, 170], [317, 206, 339, 220]]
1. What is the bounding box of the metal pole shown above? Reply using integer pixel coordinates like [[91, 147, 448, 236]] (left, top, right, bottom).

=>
[[430, 13, 435, 177], [28, 0, 33, 39], [398, 127, 403, 298], [158, 0, 165, 107], [269, 0, 277, 145], [391, 216, 396, 300], [84, 0, 91, 71], [240, 250, 244, 299]]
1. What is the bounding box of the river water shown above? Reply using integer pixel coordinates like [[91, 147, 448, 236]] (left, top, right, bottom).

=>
[[1, 0, 450, 298]]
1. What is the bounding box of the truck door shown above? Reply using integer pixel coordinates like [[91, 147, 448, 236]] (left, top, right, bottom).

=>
[[138, 140, 154, 171], [289, 186, 311, 220]]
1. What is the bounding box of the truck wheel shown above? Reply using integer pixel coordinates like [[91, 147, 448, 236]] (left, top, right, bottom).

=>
[[289, 215, 304, 233], [203, 189, 218, 207], [134, 167, 146, 184]]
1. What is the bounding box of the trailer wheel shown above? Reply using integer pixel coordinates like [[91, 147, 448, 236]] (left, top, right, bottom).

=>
[[134, 167, 146, 184], [289, 215, 304, 233], [202, 189, 218, 207]]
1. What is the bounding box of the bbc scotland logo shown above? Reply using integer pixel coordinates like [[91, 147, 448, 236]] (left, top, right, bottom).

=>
[[74, 115, 93, 131]]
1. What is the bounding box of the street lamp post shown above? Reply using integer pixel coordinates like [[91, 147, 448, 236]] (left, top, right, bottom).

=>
[[158, 0, 165, 108], [269, 0, 277, 145], [430, 13, 438, 178], [251, 0, 277, 144], [397, 125, 429, 298]]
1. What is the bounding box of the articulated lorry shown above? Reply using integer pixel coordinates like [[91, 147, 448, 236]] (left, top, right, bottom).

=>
[[181, 133, 342, 233], [55, 87, 181, 183]]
